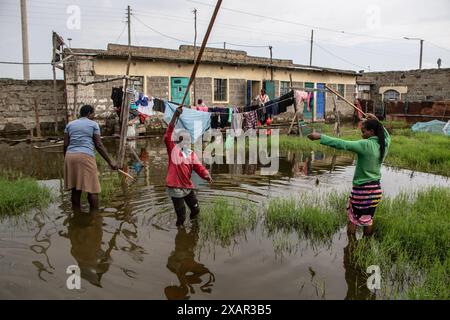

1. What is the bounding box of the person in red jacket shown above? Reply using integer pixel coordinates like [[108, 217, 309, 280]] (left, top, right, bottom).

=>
[[164, 106, 212, 226]]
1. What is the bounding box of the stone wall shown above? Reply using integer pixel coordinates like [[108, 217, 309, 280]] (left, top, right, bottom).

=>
[[0, 79, 66, 134], [359, 68, 450, 107], [65, 56, 143, 130]]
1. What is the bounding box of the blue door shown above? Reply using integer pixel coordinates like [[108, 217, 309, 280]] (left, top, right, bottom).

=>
[[316, 83, 325, 120], [246, 80, 252, 106], [171, 77, 190, 105]]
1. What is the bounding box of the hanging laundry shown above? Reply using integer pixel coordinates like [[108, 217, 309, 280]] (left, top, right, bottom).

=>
[[163, 101, 211, 142], [152, 98, 166, 113], [243, 110, 257, 131], [278, 90, 295, 113], [111, 87, 123, 118], [217, 107, 228, 128], [294, 90, 309, 106], [307, 92, 313, 112], [232, 107, 243, 132], [210, 107, 220, 129], [227, 107, 233, 124]]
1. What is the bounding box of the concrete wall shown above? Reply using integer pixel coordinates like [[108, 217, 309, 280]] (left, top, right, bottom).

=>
[[0, 79, 66, 134], [360, 68, 450, 107]]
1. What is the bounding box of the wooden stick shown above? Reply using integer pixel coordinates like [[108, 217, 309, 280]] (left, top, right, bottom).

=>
[[118, 169, 135, 180], [67, 76, 127, 86], [117, 53, 132, 168], [325, 85, 367, 117], [180, 0, 222, 107]]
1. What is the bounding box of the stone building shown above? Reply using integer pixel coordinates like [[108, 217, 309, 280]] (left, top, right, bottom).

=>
[[64, 44, 358, 122]]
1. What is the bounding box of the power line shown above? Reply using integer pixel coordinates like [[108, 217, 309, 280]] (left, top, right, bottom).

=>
[[314, 42, 367, 70], [0, 61, 51, 65], [115, 21, 127, 44], [225, 42, 270, 48], [187, 0, 401, 41], [132, 14, 193, 44]]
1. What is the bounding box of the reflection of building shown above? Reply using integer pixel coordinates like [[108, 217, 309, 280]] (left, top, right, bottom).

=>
[[165, 223, 215, 300]]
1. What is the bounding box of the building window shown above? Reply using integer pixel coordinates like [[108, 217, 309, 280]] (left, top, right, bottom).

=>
[[337, 84, 345, 99], [214, 78, 227, 102], [383, 89, 400, 101], [280, 81, 290, 95]]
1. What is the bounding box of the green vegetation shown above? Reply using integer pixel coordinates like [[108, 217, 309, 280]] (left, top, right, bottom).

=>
[[265, 193, 348, 243], [351, 187, 450, 299], [0, 171, 52, 216], [199, 198, 258, 246], [276, 123, 450, 176]]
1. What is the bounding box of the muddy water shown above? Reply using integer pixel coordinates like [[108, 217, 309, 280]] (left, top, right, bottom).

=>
[[0, 138, 448, 299]]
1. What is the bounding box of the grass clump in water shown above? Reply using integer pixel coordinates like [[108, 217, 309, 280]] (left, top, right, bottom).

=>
[[0, 171, 52, 216], [265, 193, 348, 242], [199, 198, 258, 247], [351, 187, 450, 299]]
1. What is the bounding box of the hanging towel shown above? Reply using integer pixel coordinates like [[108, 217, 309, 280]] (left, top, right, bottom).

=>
[[163, 101, 211, 142], [232, 107, 243, 132], [227, 107, 233, 123]]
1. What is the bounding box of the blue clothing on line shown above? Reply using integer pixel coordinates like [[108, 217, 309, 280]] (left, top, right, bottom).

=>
[[64, 117, 100, 157], [163, 101, 211, 142]]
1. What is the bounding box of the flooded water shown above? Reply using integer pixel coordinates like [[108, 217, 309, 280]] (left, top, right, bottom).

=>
[[0, 138, 448, 299]]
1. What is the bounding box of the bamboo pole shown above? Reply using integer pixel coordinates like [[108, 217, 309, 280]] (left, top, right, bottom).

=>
[[180, 0, 222, 107], [325, 84, 367, 117]]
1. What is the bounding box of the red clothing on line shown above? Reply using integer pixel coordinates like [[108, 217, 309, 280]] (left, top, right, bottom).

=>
[[164, 124, 210, 189]]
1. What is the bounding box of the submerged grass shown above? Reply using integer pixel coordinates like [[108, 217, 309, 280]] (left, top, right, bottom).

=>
[[265, 193, 348, 243], [0, 171, 52, 216], [351, 187, 450, 299], [199, 198, 258, 247], [276, 124, 450, 176]]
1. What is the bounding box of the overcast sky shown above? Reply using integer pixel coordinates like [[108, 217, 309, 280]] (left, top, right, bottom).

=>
[[1, 0, 450, 79]]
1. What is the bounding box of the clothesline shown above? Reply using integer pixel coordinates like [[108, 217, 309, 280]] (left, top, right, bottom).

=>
[[165, 96, 296, 115]]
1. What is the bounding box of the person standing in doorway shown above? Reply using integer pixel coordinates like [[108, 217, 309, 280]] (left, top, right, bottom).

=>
[[64, 105, 118, 210]]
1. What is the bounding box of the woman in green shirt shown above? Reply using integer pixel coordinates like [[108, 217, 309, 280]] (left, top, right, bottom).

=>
[[308, 114, 391, 235]]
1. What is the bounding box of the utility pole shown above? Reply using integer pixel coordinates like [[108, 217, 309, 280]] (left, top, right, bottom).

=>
[[269, 45, 273, 81], [20, 0, 30, 80], [419, 39, 424, 70], [118, 6, 133, 168], [404, 37, 424, 70], [127, 5, 131, 47], [193, 8, 197, 105], [223, 42, 226, 50], [309, 29, 314, 66]]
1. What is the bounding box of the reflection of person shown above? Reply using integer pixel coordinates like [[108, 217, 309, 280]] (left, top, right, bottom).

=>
[[67, 211, 110, 287], [308, 113, 391, 236], [165, 222, 215, 300], [343, 232, 375, 300], [64, 105, 118, 209], [164, 107, 212, 226]]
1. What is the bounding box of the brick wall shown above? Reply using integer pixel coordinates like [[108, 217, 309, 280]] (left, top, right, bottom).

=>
[[193, 77, 212, 105], [0, 79, 66, 133], [228, 79, 246, 106], [147, 76, 169, 100]]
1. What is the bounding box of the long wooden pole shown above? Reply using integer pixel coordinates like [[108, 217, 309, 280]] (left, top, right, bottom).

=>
[[325, 84, 367, 117], [180, 0, 222, 107]]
